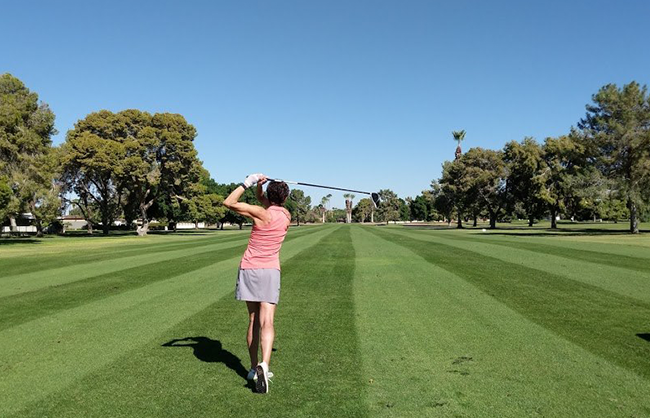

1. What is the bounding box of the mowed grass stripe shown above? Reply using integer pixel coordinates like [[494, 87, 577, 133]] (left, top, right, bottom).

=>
[[0, 233, 246, 277], [369, 227, 650, 380], [0, 235, 249, 298], [352, 227, 650, 417], [394, 228, 650, 304], [1, 226, 336, 416], [442, 232, 650, 275], [0, 227, 320, 331], [0, 226, 318, 298], [0, 243, 245, 331], [473, 231, 650, 258], [8, 225, 368, 417], [273, 225, 367, 417], [0, 226, 319, 278]]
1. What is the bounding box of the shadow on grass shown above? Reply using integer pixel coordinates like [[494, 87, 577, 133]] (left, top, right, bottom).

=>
[[162, 336, 250, 386], [0, 238, 43, 245], [403, 224, 648, 236], [638, 333, 650, 342], [472, 230, 646, 237]]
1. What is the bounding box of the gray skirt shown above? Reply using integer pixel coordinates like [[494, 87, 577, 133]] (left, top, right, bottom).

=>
[[235, 268, 281, 304]]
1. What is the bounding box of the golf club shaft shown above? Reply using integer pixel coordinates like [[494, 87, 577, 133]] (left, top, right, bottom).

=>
[[267, 179, 372, 195]]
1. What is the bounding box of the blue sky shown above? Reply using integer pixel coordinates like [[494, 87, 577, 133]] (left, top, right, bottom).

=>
[[3, 0, 649, 208]]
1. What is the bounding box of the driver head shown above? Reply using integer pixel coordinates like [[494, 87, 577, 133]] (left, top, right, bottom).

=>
[[371, 192, 380, 208]]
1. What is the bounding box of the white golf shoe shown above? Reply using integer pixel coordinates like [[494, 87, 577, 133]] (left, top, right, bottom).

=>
[[255, 361, 270, 394]]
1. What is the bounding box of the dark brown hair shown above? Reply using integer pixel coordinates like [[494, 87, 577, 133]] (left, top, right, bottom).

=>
[[267, 181, 290, 205]]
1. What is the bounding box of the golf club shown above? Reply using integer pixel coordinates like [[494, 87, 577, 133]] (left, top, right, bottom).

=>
[[267, 178, 381, 207]]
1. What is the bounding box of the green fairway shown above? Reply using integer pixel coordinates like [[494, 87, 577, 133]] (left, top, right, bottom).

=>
[[1, 225, 649, 417]]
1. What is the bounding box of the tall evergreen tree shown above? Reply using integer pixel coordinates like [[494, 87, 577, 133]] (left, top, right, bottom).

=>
[[579, 82, 650, 233]]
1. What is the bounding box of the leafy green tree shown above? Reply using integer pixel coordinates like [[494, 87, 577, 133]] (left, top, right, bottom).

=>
[[116, 109, 160, 235], [0, 176, 12, 220], [409, 195, 428, 221], [60, 111, 127, 234], [305, 207, 320, 223], [462, 147, 507, 229], [540, 132, 607, 226], [328, 208, 347, 222], [398, 198, 410, 221], [503, 138, 547, 226], [429, 181, 452, 224], [185, 193, 226, 228], [0, 73, 57, 232], [579, 82, 650, 233], [60, 110, 202, 235], [439, 159, 469, 228], [597, 192, 628, 222], [562, 167, 607, 222], [18, 149, 62, 236], [151, 112, 203, 232], [286, 189, 311, 226], [539, 135, 578, 228], [353, 197, 374, 222], [377, 189, 400, 224]]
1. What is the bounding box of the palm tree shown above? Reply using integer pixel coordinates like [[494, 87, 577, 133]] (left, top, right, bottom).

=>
[[321, 194, 332, 223], [319, 196, 328, 223], [343, 193, 355, 223], [452, 130, 466, 160]]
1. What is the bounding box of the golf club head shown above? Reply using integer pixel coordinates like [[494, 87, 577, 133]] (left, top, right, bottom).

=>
[[371, 192, 380, 208]]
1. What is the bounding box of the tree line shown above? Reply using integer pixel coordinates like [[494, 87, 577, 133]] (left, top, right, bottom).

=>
[[401, 82, 650, 233], [0, 74, 322, 236], [2, 73, 648, 234]]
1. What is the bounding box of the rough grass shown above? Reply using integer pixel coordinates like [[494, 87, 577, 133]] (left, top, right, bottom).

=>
[[1, 224, 649, 417]]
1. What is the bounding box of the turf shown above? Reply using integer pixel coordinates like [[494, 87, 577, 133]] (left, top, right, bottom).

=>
[[1, 224, 649, 417]]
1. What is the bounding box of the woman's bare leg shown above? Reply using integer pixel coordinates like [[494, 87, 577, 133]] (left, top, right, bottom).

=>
[[258, 302, 276, 366], [246, 302, 261, 369]]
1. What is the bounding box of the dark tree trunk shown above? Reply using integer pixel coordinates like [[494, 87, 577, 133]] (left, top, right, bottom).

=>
[[629, 199, 639, 234], [550, 206, 558, 229], [528, 215, 534, 227], [456, 209, 463, 229], [102, 212, 110, 235], [35, 222, 44, 237], [489, 209, 497, 229], [473, 214, 478, 227], [136, 204, 150, 236]]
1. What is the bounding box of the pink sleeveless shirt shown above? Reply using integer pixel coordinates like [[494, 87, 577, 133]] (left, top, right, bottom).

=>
[[240, 205, 291, 270]]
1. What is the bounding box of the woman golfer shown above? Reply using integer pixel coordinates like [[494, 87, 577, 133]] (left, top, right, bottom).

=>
[[224, 174, 291, 394]]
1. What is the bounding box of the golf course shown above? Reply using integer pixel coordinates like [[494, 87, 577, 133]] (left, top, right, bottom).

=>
[[1, 223, 649, 417]]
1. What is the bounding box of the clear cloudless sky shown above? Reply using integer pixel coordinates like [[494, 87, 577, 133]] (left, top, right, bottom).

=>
[[3, 0, 649, 208]]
